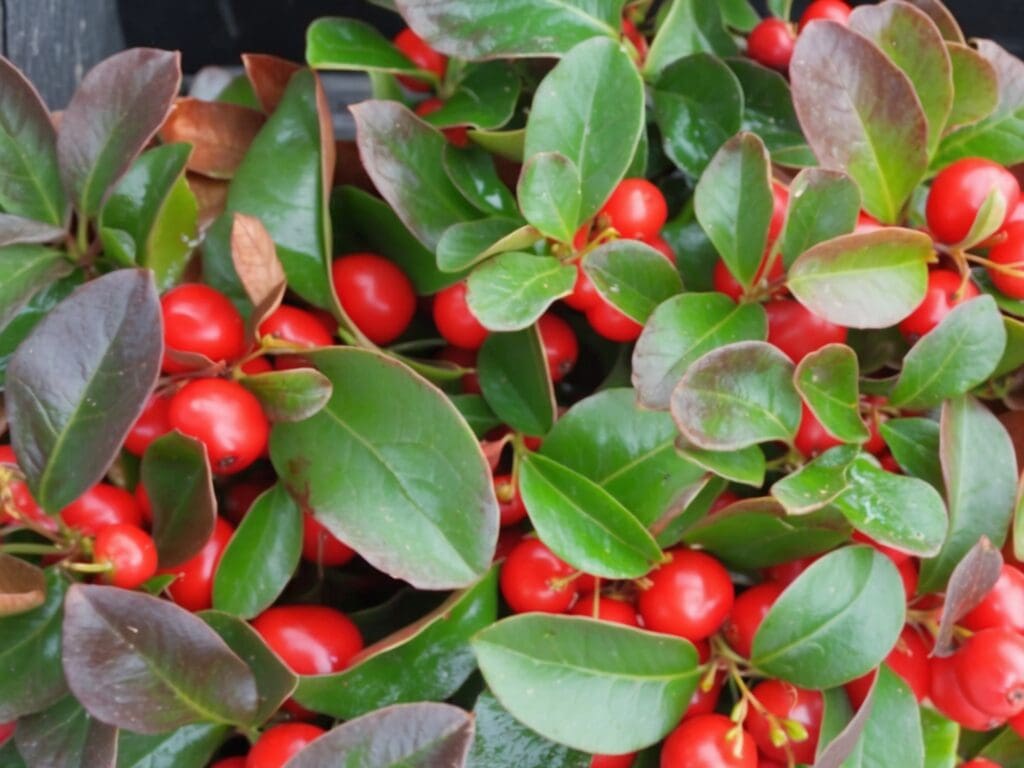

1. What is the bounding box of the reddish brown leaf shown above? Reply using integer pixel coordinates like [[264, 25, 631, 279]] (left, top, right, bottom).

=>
[[186, 172, 229, 230], [159, 98, 265, 179], [998, 410, 1024, 470], [230, 213, 286, 332], [0, 552, 46, 616], [242, 54, 302, 114], [334, 140, 375, 192], [903, 0, 964, 42], [933, 536, 1003, 656]]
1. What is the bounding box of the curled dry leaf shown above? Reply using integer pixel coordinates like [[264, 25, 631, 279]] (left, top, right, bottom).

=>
[[243, 54, 302, 115], [187, 172, 229, 230], [933, 536, 1003, 656], [159, 98, 266, 179], [230, 212, 286, 333], [0, 552, 46, 616]]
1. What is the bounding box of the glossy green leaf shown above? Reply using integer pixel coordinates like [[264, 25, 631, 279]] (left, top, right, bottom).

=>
[[442, 145, 519, 218], [787, 229, 931, 329], [815, 686, 859, 766], [417, 62, 521, 131], [919, 396, 1017, 592], [540, 389, 706, 526], [767, 0, 793, 19], [920, 708, 959, 768], [979, 728, 1024, 767], [582, 240, 683, 323], [517, 152, 582, 244], [994, 315, 1024, 378], [905, 0, 964, 42], [295, 567, 497, 718], [0, 245, 70, 332], [654, 476, 728, 548], [57, 48, 181, 217], [7, 269, 161, 512], [450, 394, 502, 438], [239, 368, 333, 423], [694, 132, 773, 288], [212, 484, 302, 619], [671, 341, 801, 450], [0, 57, 66, 225], [795, 344, 869, 443], [890, 296, 1006, 408], [727, 58, 816, 166], [467, 691, 589, 768], [779, 169, 861, 269], [477, 327, 556, 436], [468, 128, 526, 162], [880, 417, 944, 492], [436, 217, 527, 273], [467, 253, 575, 331], [770, 445, 859, 516], [836, 665, 925, 768], [472, 614, 699, 754], [141, 431, 216, 568], [719, 0, 759, 30], [677, 441, 765, 488], [524, 37, 645, 221], [62, 584, 259, 733], [644, 0, 738, 79], [270, 348, 498, 590], [632, 293, 767, 410], [116, 724, 230, 768], [14, 695, 117, 768], [790, 22, 928, 223], [946, 43, 999, 129], [306, 17, 423, 74], [651, 54, 743, 178], [519, 452, 664, 579]]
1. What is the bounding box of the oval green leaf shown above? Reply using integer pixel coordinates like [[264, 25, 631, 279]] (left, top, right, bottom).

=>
[[880, 417, 944, 492], [468, 691, 589, 768], [676, 441, 766, 489], [306, 17, 424, 75], [477, 326, 556, 436], [0, 245, 70, 333], [418, 62, 521, 131], [644, 0, 738, 79], [795, 344, 870, 443], [727, 58, 815, 166], [467, 253, 575, 332], [442, 145, 519, 219], [779, 168, 861, 269], [116, 724, 230, 768], [517, 152, 582, 244], [436, 217, 527, 273], [239, 368, 333, 423], [946, 42, 999, 130], [770, 444, 860, 516], [582, 240, 684, 323]]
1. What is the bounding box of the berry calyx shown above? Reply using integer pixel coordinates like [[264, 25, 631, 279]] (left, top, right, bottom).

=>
[[926, 157, 1020, 245], [746, 19, 795, 72], [955, 628, 1024, 718], [743, 680, 823, 764], [160, 283, 246, 373], [898, 270, 980, 340], [638, 549, 734, 642], [393, 28, 447, 93], [660, 714, 757, 768], [251, 604, 364, 675], [331, 253, 416, 345], [433, 282, 489, 350], [723, 581, 785, 658], [500, 538, 578, 614], [598, 179, 668, 240], [246, 723, 324, 768], [538, 313, 579, 382], [93, 524, 158, 590], [494, 474, 527, 527]]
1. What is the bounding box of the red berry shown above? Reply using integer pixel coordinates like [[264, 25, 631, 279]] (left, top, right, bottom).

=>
[[660, 714, 757, 768], [435, 345, 481, 394], [246, 723, 324, 768], [855, 211, 883, 233], [598, 179, 668, 240], [592, 753, 636, 768], [331, 253, 416, 345], [850, 531, 911, 566], [211, 759, 246, 768], [763, 556, 818, 587], [414, 98, 469, 147], [765, 299, 847, 362], [168, 378, 269, 475], [161, 516, 234, 612], [962, 760, 1002, 768], [794, 403, 844, 458], [393, 28, 447, 93], [644, 234, 677, 265], [586, 299, 643, 342], [896, 558, 918, 600], [955, 628, 1024, 718], [301, 511, 355, 567], [621, 16, 647, 61], [723, 581, 785, 658], [744, 680, 823, 764], [569, 594, 640, 627], [240, 356, 273, 375], [160, 284, 246, 373], [0, 446, 52, 530], [251, 604, 363, 675], [639, 549, 734, 642], [926, 158, 1020, 245], [565, 260, 602, 311], [1013, 708, 1024, 738], [0, 721, 14, 747], [61, 483, 142, 536], [747, 18, 795, 72], [134, 483, 152, 524], [259, 305, 333, 349], [538, 313, 579, 382], [862, 411, 887, 455], [709, 490, 741, 515], [433, 282, 489, 350], [962, 565, 1024, 634], [931, 650, 1005, 730], [94, 524, 158, 590], [799, 0, 853, 31], [712, 252, 784, 302], [500, 538, 578, 614], [845, 626, 932, 708], [987, 221, 1024, 299], [899, 269, 979, 340], [769, 181, 789, 243], [123, 393, 173, 456], [494, 474, 527, 527]]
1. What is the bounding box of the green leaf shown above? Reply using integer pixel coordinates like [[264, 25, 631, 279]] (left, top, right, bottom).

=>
[[116, 724, 230, 768], [472, 614, 699, 754], [979, 728, 1024, 768], [0, 245, 70, 332], [477, 327, 556, 436], [676, 441, 766, 488], [141, 431, 216, 568], [767, 0, 793, 19], [582, 240, 683, 323], [920, 708, 959, 768], [920, 395, 1017, 592], [212, 484, 302, 619], [14, 695, 117, 768], [540, 388, 705, 526], [994, 315, 1024, 378], [239, 368, 333, 423], [787, 229, 931, 329], [904, 0, 964, 42], [7, 269, 161, 512], [849, 2, 953, 156], [632, 293, 767, 410], [770, 444, 860, 515], [790, 23, 929, 223], [295, 567, 498, 719], [57, 49, 181, 218], [468, 128, 526, 162], [417, 62, 522, 131], [517, 152, 582, 244], [779, 169, 861, 269], [519, 452, 664, 579], [467, 691, 589, 768], [651, 54, 743, 178], [305, 17, 424, 75], [752, 546, 905, 688], [524, 37, 645, 221], [719, 0, 759, 31], [0, 57, 66, 225], [833, 454, 949, 557], [694, 132, 773, 288], [467, 253, 575, 331], [671, 341, 801, 450], [62, 584, 259, 732], [726, 58, 815, 166], [398, 0, 622, 58], [0, 569, 67, 720], [270, 348, 498, 590], [442, 145, 520, 218], [880, 417, 944, 492], [946, 43, 999, 129], [450, 394, 502, 438], [794, 344, 869, 443], [890, 296, 1006, 408], [99, 143, 197, 291], [838, 665, 926, 768], [644, 0, 738, 79], [437, 218, 536, 273]]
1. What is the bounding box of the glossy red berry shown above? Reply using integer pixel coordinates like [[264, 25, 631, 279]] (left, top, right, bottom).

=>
[[161, 516, 234, 612], [987, 221, 1024, 299], [433, 282, 489, 350], [331, 253, 416, 345], [586, 299, 643, 342], [931, 651, 1005, 730], [134, 483, 152, 524], [660, 714, 757, 768], [393, 28, 447, 93], [414, 97, 469, 147], [765, 299, 847, 362], [160, 284, 246, 373], [896, 558, 918, 600], [301, 511, 355, 567], [569, 594, 640, 627], [962, 564, 1024, 634], [850, 530, 911, 566], [747, 18, 795, 72], [94, 524, 158, 590], [565, 260, 602, 311], [0, 446, 51, 529], [723, 581, 784, 658], [799, 0, 853, 31], [846, 626, 932, 708], [168, 378, 269, 475], [240, 356, 273, 375], [124, 393, 173, 456], [794, 403, 844, 458], [259, 305, 333, 349], [639, 549, 734, 642], [598, 179, 668, 240], [500, 538, 578, 614], [768, 181, 789, 242], [61, 483, 142, 536], [221, 481, 270, 523], [899, 269, 980, 340], [763, 555, 818, 586], [494, 474, 527, 527], [246, 723, 324, 768], [926, 158, 1020, 245], [1013, 708, 1024, 738], [592, 753, 636, 768], [961, 760, 1002, 768], [210, 759, 246, 768], [621, 16, 647, 62], [0, 721, 14, 747], [855, 211, 883, 233], [644, 234, 676, 264], [251, 604, 363, 675], [538, 313, 579, 382], [744, 680, 823, 764], [955, 628, 1024, 718]]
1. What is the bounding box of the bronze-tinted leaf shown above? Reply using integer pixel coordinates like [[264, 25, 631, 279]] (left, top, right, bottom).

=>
[[0, 215, 65, 247], [159, 98, 266, 179], [187, 172, 229, 230], [14, 695, 118, 768], [903, 0, 964, 42], [243, 54, 302, 114], [230, 213, 286, 333], [933, 536, 1003, 656], [0, 552, 45, 616]]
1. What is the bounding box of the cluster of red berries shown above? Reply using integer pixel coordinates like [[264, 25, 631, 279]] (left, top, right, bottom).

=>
[[747, 0, 854, 72], [391, 27, 470, 146]]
